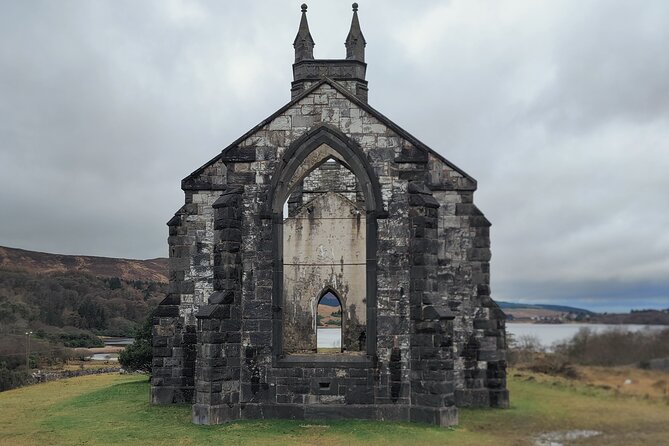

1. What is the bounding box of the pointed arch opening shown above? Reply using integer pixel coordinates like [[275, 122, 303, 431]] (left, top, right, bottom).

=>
[[281, 156, 366, 354], [316, 290, 342, 353], [269, 126, 383, 363]]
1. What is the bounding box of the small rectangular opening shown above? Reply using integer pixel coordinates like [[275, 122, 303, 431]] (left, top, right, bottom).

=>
[[319, 382, 330, 390]]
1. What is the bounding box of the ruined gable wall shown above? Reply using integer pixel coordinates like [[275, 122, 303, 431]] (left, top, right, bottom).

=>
[[429, 155, 508, 408], [204, 82, 420, 415], [159, 80, 505, 422], [173, 158, 227, 325], [151, 159, 227, 405]]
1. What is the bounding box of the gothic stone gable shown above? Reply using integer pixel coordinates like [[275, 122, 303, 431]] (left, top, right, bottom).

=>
[[152, 78, 508, 426]]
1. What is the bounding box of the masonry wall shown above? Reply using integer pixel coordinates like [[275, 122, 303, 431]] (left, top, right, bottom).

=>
[[432, 185, 508, 408], [152, 80, 507, 424], [292, 161, 363, 212]]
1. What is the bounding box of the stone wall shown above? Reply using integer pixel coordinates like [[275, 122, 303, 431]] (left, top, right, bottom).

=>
[[432, 188, 509, 408], [152, 78, 508, 425], [288, 160, 362, 216]]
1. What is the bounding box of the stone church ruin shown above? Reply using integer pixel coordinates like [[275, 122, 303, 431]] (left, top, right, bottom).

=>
[[151, 4, 508, 427]]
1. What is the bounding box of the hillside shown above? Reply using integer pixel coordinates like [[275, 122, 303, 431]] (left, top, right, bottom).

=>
[[0, 246, 168, 283], [317, 304, 341, 327], [0, 246, 169, 384], [497, 301, 595, 315], [498, 300, 594, 323], [0, 246, 168, 339], [591, 310, 669, 325], [499, 300, 669, 325]]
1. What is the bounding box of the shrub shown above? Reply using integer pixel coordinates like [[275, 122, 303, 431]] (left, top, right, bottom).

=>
[[119, 339, 152, 373], [521, 353, 579, 379], [0, 362, 33, 392], [507, 334, 543, 367], [555, 327, 669, 367], [104, 317, 137, 337], [118, 309, 154, 373], [57, 332, 104, 348]]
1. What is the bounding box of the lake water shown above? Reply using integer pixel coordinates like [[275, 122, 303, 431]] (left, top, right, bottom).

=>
[[89, 353, 118, 361], [317, 328, 341, 348], [95, 326, 665, 352], [506, 323, 666, 348], [101, 337, 134, 346]]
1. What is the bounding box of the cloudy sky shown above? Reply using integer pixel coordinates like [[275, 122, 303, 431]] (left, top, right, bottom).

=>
[[1, 0, 668, 312]]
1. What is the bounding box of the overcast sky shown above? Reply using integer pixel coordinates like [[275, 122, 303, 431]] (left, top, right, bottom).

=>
[[1, 0, 668, 311]]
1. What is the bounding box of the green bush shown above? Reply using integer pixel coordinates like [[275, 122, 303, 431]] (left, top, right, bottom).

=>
[[119, 339, 152, 373], [103, 317, 137, 337], [57, 332, 104, 348], [119, 309, 154, 373], [0, 362, 33, 392]]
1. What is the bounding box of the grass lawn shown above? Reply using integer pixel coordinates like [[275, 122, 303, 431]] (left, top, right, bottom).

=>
[[1, 371, 668, 446]]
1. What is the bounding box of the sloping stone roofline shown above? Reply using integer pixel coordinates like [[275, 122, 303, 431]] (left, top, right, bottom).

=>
[[181, 77, 477, 191]]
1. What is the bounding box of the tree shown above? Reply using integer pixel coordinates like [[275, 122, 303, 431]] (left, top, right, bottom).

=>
[[118, 308, 154, 373], [77, 298, 107, 330], [109, 277, 122, 290]]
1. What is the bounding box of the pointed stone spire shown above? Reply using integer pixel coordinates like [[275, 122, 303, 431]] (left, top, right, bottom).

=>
[[293, 4, 315, 63], [291, 3, 369, 102], [345, 3, 366, 62]]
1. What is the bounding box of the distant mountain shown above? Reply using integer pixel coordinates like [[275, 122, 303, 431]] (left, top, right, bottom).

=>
[[497, 301, 595, 316], [0, 246, 169, 384], [591, 310, 669, 325], [0, 245, 169, 365], [498, 300, 669, 325], [0, 246, 168, 283]]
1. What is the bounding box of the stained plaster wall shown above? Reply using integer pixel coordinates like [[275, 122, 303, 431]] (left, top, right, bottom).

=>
[[283, 192, 366, 353]]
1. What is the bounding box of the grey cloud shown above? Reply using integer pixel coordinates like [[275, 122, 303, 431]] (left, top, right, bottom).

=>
[[0, 0, 667, 311], [496, 279, 669, 313], [527, 0, 669, 133]]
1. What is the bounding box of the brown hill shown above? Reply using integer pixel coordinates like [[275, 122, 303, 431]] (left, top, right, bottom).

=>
[[0, 246, 168, 283], [317, 304, 341, 327]]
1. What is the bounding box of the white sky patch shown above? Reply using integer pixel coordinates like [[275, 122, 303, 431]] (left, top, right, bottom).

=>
[[488, 117, 669, 285], [161, 0, 208, 26]]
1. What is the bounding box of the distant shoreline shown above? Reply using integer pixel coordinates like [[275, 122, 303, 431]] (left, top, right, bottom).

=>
[[507, 320, 669, 326]]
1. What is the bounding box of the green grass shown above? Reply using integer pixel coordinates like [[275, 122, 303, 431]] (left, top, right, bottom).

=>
[[1, 372, 668, 445]]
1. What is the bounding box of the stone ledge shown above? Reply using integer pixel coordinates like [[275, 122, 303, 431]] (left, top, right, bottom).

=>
[[274, 353, 373, 368], [191, 402, 457, 426]]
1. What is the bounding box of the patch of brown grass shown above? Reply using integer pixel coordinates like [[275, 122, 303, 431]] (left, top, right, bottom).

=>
[[518, 353, 580, 379], [574, 365, 669, 402]]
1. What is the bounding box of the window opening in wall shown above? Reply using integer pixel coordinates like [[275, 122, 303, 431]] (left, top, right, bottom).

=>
[[281, 153, 367, 355], [317, 291, 342, 353]]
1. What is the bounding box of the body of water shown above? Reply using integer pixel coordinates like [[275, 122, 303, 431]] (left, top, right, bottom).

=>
[[89, 353, 118, 361], [317, 328, 341, 348], [506, 323, 666, 348], [96, 326, 665, 352], [101, 337, 134, 346]]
